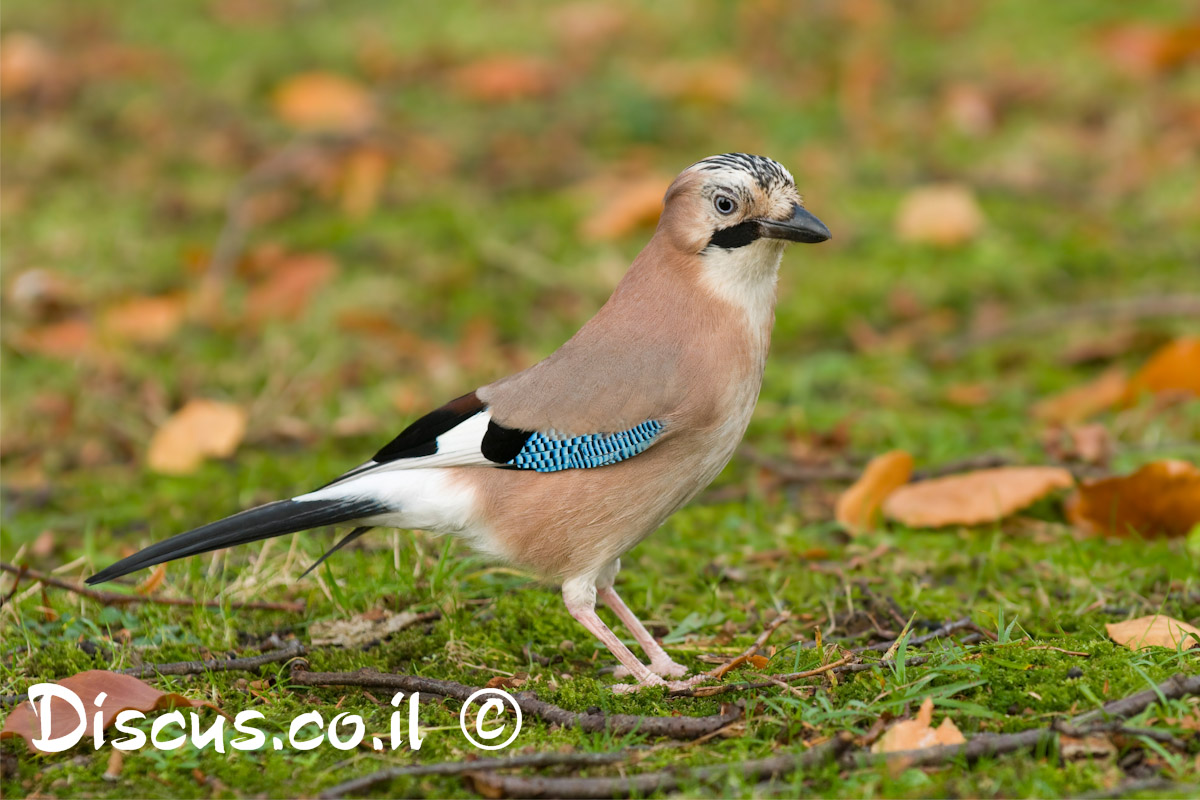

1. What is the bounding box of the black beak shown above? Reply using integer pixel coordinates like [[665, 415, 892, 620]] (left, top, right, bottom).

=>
[[756, 204, 831, 244]]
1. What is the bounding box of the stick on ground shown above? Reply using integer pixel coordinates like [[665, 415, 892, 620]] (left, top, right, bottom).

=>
[[0, 562, 305, 613], [288, 663, 744, 740]]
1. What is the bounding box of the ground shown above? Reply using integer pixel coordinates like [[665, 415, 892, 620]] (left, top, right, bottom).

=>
[[2, 1, 1199, 797]]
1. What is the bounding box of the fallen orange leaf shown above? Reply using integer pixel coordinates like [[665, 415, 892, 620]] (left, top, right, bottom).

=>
[[1066, 460, 1200, 538], [1033, 368, 1127, 425], [1, 671, 220, 754], [340, 146, 390, 219], [14, 319, 95, 360], [135, 564, 167, 596], [246, 253, 337, 324], [272, 72, 375, 132], [1096, 23, 1200, 78], [895, 184, 985, 247], [450, 56, 553, 103], [1122, 337, 1200, 405], [146, 399, 247, 475], [836, 450, 914, 534], [883, 466, 1074, 528], [872, 697, 965, 753], [1106, 615, 1200, 651], [101, 294, 185, 344], [580, 176, 670, 241]]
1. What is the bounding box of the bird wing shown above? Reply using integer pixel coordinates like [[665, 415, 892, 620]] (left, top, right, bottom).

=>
[[320, 389, 666, 488]]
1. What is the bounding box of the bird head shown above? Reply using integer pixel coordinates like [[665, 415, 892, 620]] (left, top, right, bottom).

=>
[[658, 153, 830, 260]]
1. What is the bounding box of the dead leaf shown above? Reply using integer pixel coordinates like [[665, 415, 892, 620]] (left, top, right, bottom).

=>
[[309, 610, 431, 648], [340, 146, 390, 219], [1067, 460, 1200, 538], [146, 399, 247, 475], [101, 294, 185, 344], [1123, 337, 1200, 405], [872, 697, 965, 753], [272, 72, 375, 132], [484, 675, 527, 690], [1096, 23, 1200, 78], [13, 319, 95, 360], [450, 56, 553, 103], [944, 382, 991, 407], [246, 253, 337, 324], [748, 654, 770, 670], [643, 59, 749, 104], [895, 184, 985, 246], [1033, 368, 1127, 425], [581, 176, 669, 241], [0, 32, 54, 98], [882, 466, 1074, 528], [135, 564, 167, 596], [1, 670, 220, 754], [836, 450, 914, 534], [1106, 615, 1200, 651]]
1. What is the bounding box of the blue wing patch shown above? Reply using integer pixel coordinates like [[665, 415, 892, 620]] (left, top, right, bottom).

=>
[[507, 420, 663, 472]]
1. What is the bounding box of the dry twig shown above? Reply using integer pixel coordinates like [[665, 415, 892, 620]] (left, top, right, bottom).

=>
[[0, 562, 305, 613], [470, 732, 854, 799], [287, 662, 743, 740], [318, 751, 633, 799], [707, 611, 791, 680]]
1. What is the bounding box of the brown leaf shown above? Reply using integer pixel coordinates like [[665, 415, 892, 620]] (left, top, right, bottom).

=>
[[14, 319, 95, 360], [1106, 615, 1200, 651], [272, 72, 376, 132], [1066, 460, 1200, 539], [747, 654, 770, 670], [135, 564, 167, 596], [1033, 368, 1127, 425], [101, 294, 185, 344], [1123, 337, 1200, 405], [944, 382, 991, 407], [580, 176, 669, 241], [1096, 23, 1200, 78], [872, 697, 965, 753], [146, 399, 248, 475], [450, 56, 553, 103], [836, 450, 914, 534], [246, 253, 337, 324], [882, 466, 1074, 528], [642, 59, 749, 104], [484, 675, 527, 690], [309, 610, 429, 648], [895, 184, 985, 246], [0, 670, 219, 754], [0, 32, 54, 98], [339, 146, 390, 219]]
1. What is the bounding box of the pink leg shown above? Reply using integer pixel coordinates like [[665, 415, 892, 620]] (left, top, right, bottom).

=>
[[597, 586, 688, 679], [562, 582, 664, 689]]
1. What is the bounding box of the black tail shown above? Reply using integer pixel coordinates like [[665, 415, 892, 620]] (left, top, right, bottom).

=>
[[86, 497, 386, 585]]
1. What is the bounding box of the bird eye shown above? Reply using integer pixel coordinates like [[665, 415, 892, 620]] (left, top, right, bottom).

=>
[[714, 195, 737, 215]]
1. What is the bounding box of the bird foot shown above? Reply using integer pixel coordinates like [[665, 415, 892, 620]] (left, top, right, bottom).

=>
[[613, 658, 689, 680], [609, 673, 707, 694]]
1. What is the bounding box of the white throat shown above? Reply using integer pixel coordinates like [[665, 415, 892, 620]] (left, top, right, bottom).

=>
[[698, 238, 784, 331]]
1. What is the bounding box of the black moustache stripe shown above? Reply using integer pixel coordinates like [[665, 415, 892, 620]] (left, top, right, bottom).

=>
[[706, 221, 760, 249]]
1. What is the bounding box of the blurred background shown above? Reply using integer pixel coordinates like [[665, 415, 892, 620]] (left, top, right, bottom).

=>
[[2, 1, 1198, 554]]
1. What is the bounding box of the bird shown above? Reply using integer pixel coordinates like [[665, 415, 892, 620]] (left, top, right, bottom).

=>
[[88, 153, 831, 691]]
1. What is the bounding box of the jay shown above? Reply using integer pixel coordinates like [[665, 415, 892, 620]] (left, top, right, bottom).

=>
[[89, 153, 831, 691]]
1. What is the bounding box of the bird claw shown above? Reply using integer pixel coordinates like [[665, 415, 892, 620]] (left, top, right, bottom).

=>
[[610, 673, 707, 694], [613, 659, 689, 680]]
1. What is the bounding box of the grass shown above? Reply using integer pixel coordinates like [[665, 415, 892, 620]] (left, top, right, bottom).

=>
[[2, 0, 1199, 797]]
